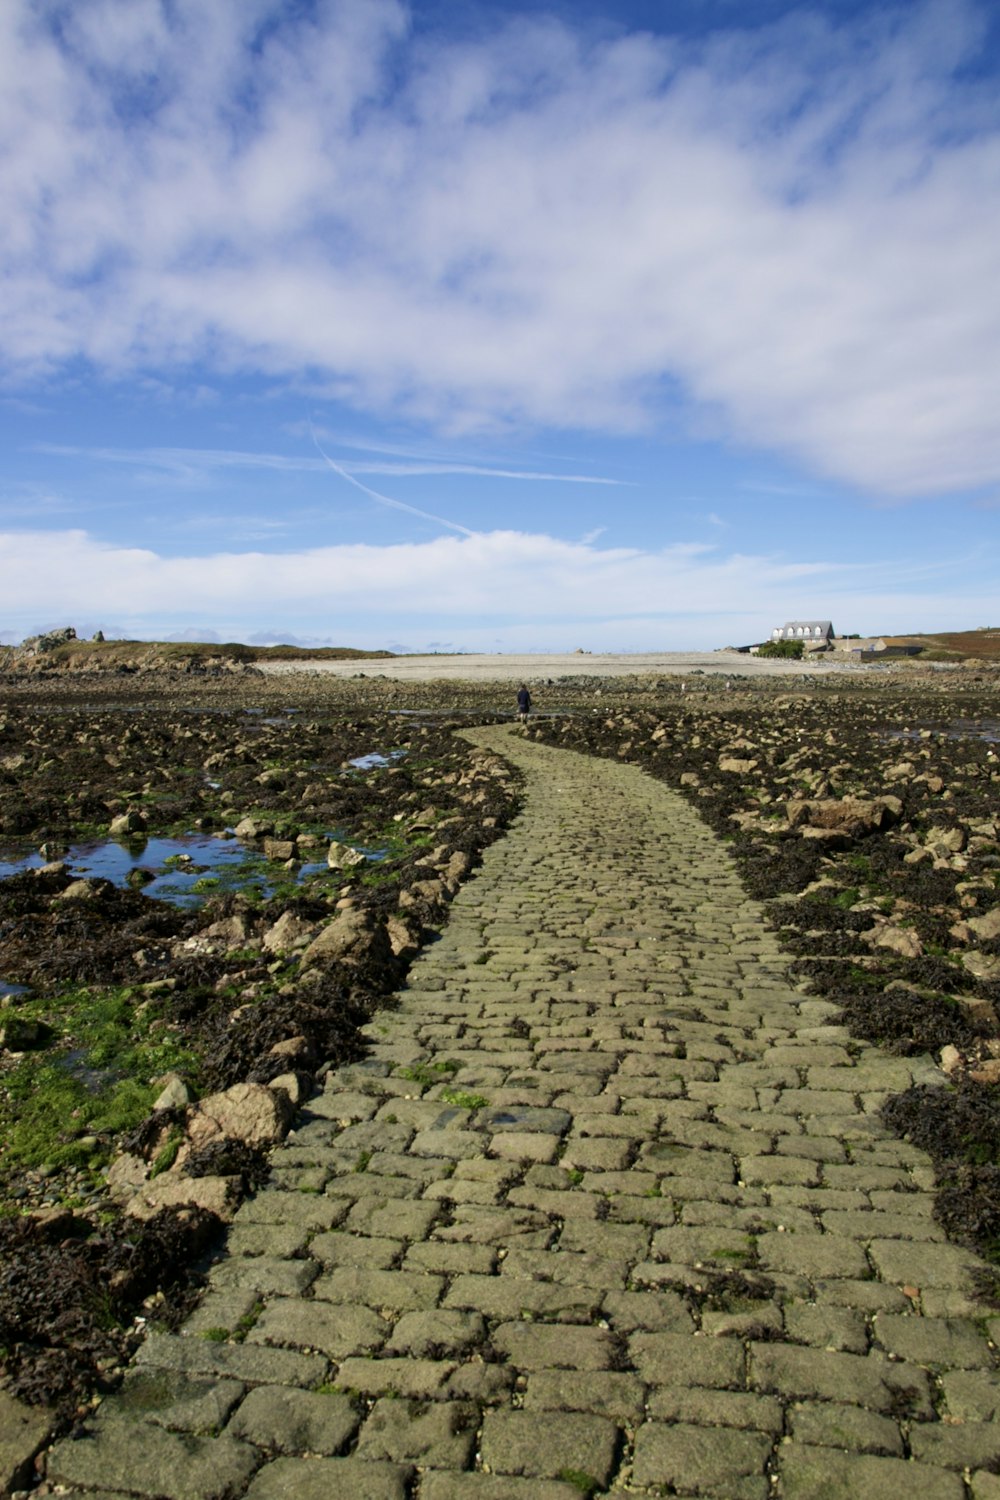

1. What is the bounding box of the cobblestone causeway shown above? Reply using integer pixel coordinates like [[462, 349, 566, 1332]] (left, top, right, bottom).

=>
[[47, 727, 1000, 1499]]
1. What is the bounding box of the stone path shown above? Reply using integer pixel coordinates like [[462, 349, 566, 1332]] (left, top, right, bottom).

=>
[[47, 727, 1000, 1500]]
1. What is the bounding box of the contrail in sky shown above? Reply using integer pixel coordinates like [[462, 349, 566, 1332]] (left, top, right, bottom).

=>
[[310, 425, 477, 537]]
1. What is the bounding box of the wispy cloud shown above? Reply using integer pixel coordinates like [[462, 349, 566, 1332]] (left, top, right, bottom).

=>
[[346, 462, 621, 483], [310, 427, 476, 537], [3, 1, 999, 496], [36, 443, 621, 486]]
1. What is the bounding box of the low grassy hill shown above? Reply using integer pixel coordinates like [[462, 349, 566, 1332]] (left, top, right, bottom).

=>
[[895, 629, 1000, 662], [0, 638, 395, 672]]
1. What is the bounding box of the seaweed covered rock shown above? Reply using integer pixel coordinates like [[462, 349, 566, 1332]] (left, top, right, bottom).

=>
[[0, 1207, 219, 1419]]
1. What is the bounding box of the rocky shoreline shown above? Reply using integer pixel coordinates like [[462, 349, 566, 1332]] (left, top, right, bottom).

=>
[[2, 662, 1000, 1476], [0, 684, 522, 1444]]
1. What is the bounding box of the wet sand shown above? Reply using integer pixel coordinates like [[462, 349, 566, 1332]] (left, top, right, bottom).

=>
[[258, 650, 855, 682]]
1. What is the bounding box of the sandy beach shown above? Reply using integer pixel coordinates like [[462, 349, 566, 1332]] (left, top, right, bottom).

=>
[[257, 649, 856, 682]]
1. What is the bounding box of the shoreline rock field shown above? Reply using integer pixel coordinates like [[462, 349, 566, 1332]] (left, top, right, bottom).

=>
[[1, 660, 999, 1494]]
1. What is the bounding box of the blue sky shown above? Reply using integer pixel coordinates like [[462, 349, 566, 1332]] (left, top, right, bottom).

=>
[[1, 0, 999, 651]]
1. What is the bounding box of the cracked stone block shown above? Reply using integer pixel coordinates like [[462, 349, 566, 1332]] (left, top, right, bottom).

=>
[[227, 1386, 359, 1456], [244, 1456, 412, 1500], [355, 1397, 477, 1467], [479, 1409, 620, 1486], [632, 1421, 771, 1498]]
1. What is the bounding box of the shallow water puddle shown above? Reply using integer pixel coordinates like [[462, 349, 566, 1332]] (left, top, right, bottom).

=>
[[348, 749, 408, 770], [0, 832, 313, 907], [887, 719, 1000, 745], [0, 827, 386, 907]]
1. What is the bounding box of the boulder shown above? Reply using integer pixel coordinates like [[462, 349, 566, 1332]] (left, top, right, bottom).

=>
[[300, 909, 392, 968], [928, 827, 967, 855], [718, 756, 758, 774], [264, 838, 296, 862], [125, 1173, 243, 1222], [327, 840, 366, 870], [234, 816, 274, 839], [153, 1073, 192, 1111], [864, 924, 924, 958], [787, 796, 902, 838], [967, 907, 1000, 943], [56, 879, 96, 900], [444, 850, 472, 884], [409, 806, 440, 830], [962, 951, 1000, 980], [20, 626, 76, 655], [398, 878, 447, 911], [27, 1205, 91, 1239], [268, 1072, 307, 1107], [109, 809, 147, 837], [954, 995, 999, 1030], [183, 1081, 295, 1153], [200, 914, 252, 950], [262, 910, 316, 954], [269, 1034, 315, 1067], [386, 915, 420, 958], [106, 1152, 152, 1198], [798, 826, 852, 850]]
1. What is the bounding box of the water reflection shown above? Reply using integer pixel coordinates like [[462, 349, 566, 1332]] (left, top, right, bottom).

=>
[[886, 720, 1000, 744], [349, 750, 408, 770], [0, 832, 299, 908]]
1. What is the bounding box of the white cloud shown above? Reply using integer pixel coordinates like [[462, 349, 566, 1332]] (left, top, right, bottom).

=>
[[2, 2, 999, 494], [0, 524, 985, 648]]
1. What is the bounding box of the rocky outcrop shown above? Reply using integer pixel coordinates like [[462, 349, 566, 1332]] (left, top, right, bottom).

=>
[[181, 1082, 294, 1156], [19, 626, 77, 656], [124, 1172, 242, 1222], [109, 809, 148, 837], [109, 1081, 296, 1222], [786, 795, 902, 840], [299, 908, 392, 969], [327, 839, 367, 870], [262, 910, 316, 954]]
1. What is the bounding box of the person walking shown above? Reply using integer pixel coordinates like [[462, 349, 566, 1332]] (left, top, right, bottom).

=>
[[516, 684, 531, 723]]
